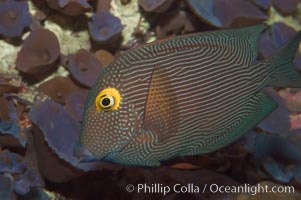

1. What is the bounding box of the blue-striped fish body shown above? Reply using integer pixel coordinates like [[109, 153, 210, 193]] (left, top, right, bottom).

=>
[[74, 24, 301, 166]]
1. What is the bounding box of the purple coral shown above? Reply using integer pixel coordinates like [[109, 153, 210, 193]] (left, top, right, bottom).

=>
[[0, 150, 26, 174], [138, 0, 174, 12], [251, 0, 271, 10], [88, 12, 124, 42], [254, 134, 301, 183], [0, 174, 13, 200], [271, 22, 296, 48], [16, 28, 60, 75], [65, 91, 87, 122], [14, 169, 44, 195], [186, 0, 267, 28], [58, 0, 89, 7], [94, 49, 115, 66], [66, 49, 103, 87], [0, 150, 44, 196], [273, 0, 298, 15], [0, 0, 32, 37], [0, 96, 25, 147], [29, 98, 107, 183], [37, 76, 86, 105], [46, 0, 91, 16], [259, 22, 297, 58]]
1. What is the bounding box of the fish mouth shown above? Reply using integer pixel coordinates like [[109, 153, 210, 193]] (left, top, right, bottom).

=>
[[73, 142, 118, 163]]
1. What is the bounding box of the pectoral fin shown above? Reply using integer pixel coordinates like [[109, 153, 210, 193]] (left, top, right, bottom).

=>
[[143, 65, 181, 141]]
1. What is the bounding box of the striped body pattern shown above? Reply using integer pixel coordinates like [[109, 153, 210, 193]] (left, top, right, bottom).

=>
[[74, 24, 301, 166]]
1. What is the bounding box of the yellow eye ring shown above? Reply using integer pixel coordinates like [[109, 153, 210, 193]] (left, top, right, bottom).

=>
[[95, 87, 121, 111]]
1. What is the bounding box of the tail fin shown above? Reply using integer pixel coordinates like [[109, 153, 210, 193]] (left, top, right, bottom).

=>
[[269, 30, 301, 87]]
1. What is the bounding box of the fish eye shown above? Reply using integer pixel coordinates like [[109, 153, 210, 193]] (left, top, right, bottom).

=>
[[102, 96, 113, 107], [95, 87, 121, 111], [100, 95, 114, 109]]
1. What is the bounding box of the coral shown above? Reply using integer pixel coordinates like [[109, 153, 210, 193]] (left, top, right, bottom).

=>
[[186, 0, 222, 27], [0, 174, 13, 200], [16, 28, 60, 75], [37, 76, 86, 105], [66, 49, 103, 87], [271, 22, 296, 48], [0, 96, 27, 147], [259, 29, 275, 58], [96, 0, 111, 12], [65, 91, 87, 122], [29, 98, 115, 183], [0, 150, 26, 174], [0, 0, 301, 198], [88, 11, 124, 43], [29, 98, 83, 182], [254, 134, 301, 183], [0, 150, 43, 197], [46, 0, 91, 16], [94, 49, 115, 66], [251, 0, 271, 10], [156, 10, 201, 39], [29, 99, 82, 165], [138, 0, 174, 13], [186, 0, 267, 27], [273, 0, 299, 15], [279, 89, 301, 113], [213, 0, 267, 27], [0, 0, 32, 37], [259, 22, 297, 59]]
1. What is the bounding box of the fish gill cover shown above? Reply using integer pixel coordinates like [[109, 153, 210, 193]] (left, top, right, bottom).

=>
[[0, 0, 300, 199]]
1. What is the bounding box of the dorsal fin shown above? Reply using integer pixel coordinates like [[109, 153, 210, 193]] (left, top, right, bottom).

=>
[[147, 24, 267, 66], [221, 23, 267, 62], [196, 23, 267, 65]]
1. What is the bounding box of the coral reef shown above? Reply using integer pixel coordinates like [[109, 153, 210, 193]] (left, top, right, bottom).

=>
[[46, 0, 91, 16], [0, 0, 301, 199], [0, 0, 32, 37], [37, 76, 86, 105], [16, 28, 60, 76], [65, 49, 103, 87], [88, 11, 123, 43], [138, 0, 174, 13], [186, 0, 267, 28], [273, 0, 299, 15]]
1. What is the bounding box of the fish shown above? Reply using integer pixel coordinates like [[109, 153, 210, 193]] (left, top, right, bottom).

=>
[[73, 24, 301, 166]]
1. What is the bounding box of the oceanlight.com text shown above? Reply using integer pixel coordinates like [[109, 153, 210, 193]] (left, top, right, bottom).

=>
[[125, 183, 295, 196]]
